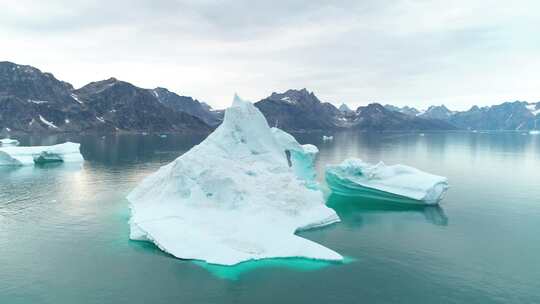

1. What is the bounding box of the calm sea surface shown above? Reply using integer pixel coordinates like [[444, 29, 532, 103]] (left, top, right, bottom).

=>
[[1, 131, 539, 303]]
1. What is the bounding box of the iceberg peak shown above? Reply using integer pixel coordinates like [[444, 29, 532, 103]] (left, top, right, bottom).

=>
[[232, 93, 247, 106]]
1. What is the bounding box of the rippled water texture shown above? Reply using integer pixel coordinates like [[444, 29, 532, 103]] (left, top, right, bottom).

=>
[[1, 132, 539, 303]]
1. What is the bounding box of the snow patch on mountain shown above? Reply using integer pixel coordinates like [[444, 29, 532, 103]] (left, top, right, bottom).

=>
[[39, 115, 58, 129]]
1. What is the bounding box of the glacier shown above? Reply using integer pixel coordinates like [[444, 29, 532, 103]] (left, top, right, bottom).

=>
[[0, 138, 20, 146], [325, 158, 448, 205], [127, 95, 342, 266], [0, 142, 83, 166]]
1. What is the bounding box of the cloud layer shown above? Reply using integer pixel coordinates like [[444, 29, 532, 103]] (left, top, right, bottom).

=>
[[1, 0, 539, 110]]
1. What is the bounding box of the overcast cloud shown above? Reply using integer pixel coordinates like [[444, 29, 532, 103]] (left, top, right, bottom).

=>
[[1, 0, 539, 110]]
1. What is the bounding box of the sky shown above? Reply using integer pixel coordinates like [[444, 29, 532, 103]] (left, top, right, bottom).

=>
[[1, 0, 539, 110]]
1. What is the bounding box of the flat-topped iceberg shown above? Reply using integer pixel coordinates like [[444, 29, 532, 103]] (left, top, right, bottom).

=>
[[0, 138, 20, 146], [326, 158, 448, 205], [128, 95, 342, 266], [0, 142, 83, 166]]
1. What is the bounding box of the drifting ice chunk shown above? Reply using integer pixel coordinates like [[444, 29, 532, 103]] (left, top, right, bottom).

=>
[[322, 135, 333, 141], [128, 95, 342, 265], [325, 158, 448, 205], [0, 138, 19, 146], [0, 142, 83, 166], [33, 151, 65, 164]]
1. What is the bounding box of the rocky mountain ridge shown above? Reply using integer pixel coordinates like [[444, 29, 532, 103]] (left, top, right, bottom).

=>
[[2, 61, 538, 134], [0, 62, 213, 133], [384, 101, 540, 131]]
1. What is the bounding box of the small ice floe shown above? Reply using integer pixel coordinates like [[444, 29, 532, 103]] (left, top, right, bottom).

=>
[[159, 134, 168, 138], [322, 135, 334, 141], [325, 158, 448, 205], [0, 138, 20, 146], [0, 142, 84, 166], [530, 130, 540, 135], [33, 151, 65, 164], [419, 133, 425, 137]]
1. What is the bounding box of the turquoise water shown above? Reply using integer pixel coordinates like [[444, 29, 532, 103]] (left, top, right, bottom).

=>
[[1, 132, 539, 303]]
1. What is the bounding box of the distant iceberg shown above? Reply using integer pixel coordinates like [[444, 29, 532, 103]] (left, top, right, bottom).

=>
[[0, 138, 20, 146], [0, 142, 83, 166], [128, 95, 342, 266], [326, 158, 448, 205], [322, 135, 333, 141]]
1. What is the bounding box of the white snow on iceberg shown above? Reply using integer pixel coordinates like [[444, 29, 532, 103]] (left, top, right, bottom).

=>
[[128, 95, 342, 265], [326, 158, 448, 205], [0, 142, 83, 166]]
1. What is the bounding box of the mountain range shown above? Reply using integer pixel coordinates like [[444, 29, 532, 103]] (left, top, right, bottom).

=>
[[385, 102, 540, 131], [0, 62, 212, 134], [1, 61, 538, 134]]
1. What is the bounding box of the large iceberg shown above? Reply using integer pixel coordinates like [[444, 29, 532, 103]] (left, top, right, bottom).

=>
[[128, 95, 342, 266], [0, 142, 83, 166], [326, 158, 448, 205]]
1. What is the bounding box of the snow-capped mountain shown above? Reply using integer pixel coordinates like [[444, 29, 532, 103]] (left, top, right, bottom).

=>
[[254, 88, 342, 131], [384, 105, 421, 116], [74, 78, 210, 133], [0, 61, 106, 133], [0, 61, 212, 133], [449, 101, 539, 130], [385, 101, 540, 131], [255, 90, 456, 131], [152, 87, 221, 126], [419, 105, 454, 120], [339, 103, 354, 114], [2, 61, 538, 134], [351, 103, 456, 131]]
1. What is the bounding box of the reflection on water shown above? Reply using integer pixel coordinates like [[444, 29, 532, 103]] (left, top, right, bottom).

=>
[[1, 132, 540, 303], [327, 194, 449, 227]]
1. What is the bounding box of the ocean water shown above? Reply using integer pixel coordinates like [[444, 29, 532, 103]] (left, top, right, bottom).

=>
[[1, 131, 539, 303]]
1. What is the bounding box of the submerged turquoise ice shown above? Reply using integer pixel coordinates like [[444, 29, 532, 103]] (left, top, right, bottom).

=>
[[1, 131, 540, 303]]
